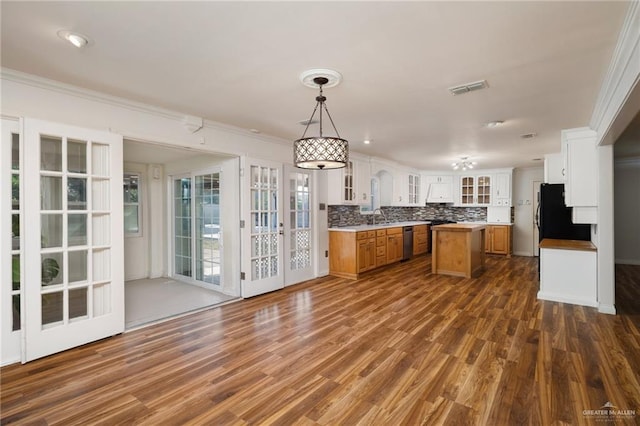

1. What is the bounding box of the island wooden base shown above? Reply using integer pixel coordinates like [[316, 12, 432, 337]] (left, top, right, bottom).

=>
[[432, 224, 485, 278]]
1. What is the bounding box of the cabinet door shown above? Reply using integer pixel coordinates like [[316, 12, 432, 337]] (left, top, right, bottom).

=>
[[485, 226, 493, 253], [355, 160, 371, 206], [493, 173, 511, 206], [327, 160, 358, 205], [476, 175, 491, 205], [407, 174, 420, 205], [460, 176, 475, 205], [386, 233, 403, 263], [357, 239, 370, 273], [491, 226, 510, 254]]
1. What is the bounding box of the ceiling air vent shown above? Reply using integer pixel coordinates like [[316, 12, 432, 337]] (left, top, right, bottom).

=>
[[448, 80, 489, 96], [298, 119, 319, 126]]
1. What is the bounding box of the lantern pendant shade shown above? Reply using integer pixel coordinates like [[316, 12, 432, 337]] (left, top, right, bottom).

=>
[[294, 137, 349, 170], [294, 76, 349, 170]]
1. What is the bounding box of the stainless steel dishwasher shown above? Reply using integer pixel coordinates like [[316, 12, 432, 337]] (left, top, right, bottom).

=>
[[402, 226, 413, 261]]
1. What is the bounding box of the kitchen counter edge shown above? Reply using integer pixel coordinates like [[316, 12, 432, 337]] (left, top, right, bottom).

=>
[[328, 221, 432, 232]]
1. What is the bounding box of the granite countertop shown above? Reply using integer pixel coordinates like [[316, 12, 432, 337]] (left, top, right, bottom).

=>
[[431, 223, 486, 232], [329, 221, 431, 232]]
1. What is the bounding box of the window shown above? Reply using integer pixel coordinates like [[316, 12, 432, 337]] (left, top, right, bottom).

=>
[[123, 173, 141, 236]]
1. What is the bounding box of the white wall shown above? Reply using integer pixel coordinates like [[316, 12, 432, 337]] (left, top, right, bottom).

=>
[[512, 167, 544, 256], [614, 158, 640, 264]]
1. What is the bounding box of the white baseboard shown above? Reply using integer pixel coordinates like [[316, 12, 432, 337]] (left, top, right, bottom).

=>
[[615, 259, 640, 265], [1, 356, 20, 367], [598, 304, 617, 315], [537, 291, 598, 308]]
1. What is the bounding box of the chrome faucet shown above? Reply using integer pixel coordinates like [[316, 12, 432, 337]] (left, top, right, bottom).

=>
[[372, 208, 388, 225]]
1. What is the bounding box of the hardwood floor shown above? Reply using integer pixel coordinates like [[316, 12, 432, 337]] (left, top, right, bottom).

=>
[[2, 255, 640, 425]]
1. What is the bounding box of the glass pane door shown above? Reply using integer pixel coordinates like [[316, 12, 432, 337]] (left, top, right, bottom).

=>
[[173, 177, 192, 278], [23, 118, 124, 363], [284, 166, 314, 286], [172, 170, 223, 287], [241, 158, 283, 297], [195, 172, 221, 285]]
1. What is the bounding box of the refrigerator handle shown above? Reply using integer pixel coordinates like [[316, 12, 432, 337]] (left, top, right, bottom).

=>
[[535, 192, 540, 229]]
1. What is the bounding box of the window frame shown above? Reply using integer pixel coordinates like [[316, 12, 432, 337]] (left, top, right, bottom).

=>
[[123, 172, 142, 238]]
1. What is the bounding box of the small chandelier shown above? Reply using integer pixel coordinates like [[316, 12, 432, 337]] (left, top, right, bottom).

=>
[[452, 157, 477, 171], [294, 76, 349, 170]]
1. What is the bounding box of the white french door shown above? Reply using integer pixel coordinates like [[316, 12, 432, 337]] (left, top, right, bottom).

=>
[[241, 158, 284, 297], [283, 165, 314, 286], [241, 160, 317, 297], [23, 118, 123, 362], [171, 169, 223, 288]]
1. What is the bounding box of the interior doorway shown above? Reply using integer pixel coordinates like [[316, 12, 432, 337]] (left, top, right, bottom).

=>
[[532, 180, 542, 256], [123, 140, 240, 329]]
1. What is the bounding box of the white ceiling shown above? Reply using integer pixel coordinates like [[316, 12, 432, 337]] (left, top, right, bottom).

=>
[[0, 1, 631, 170]]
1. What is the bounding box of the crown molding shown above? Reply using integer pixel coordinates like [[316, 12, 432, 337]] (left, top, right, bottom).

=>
[[0, 67, 292, 147], [590, 1, 640, 144]]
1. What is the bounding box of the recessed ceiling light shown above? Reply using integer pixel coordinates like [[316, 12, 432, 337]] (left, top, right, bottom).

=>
[[363, 140, 371, 145], [532, 158, 543, 161], [298, 119, 319, 126], [520, 132, 538, 139], [57, 30, 90, 48], [486, 120, 504, 128], [249, 128, 261, 134]]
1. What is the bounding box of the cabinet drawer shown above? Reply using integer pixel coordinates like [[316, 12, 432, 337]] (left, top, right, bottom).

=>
[[414, 234, 427, 244], [413, 225, 427, 235], [376, 229, 387, 237], [376, 245, 386, 257], [357, 231, 375, 240], [387, 227, 402, 235], [376, 237, 386, 247], [376, 255, 387, 267]]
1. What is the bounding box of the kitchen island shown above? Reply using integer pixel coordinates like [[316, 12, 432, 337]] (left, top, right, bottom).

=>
[[431, 223, 486, 278]]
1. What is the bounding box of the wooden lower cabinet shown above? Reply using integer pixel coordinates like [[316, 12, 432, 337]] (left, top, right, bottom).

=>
[[386, 227, 403, 264], [413, 224, 429, 255], [485, 225, 512, 256], [329, 225, 428, 279], [357, 234, 376, 273]]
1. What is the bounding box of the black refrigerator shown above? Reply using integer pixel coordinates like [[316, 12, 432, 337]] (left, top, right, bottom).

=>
[[537, 183, 590, 242]]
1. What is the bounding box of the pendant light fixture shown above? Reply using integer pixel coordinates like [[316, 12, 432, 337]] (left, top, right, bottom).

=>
[[294, 76, 349, 170]]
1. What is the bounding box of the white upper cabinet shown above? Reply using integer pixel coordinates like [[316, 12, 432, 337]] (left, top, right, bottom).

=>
[[453, 169, 512, 207], [355, 160, 372, 205], [561, 128, 598, 207], [407, 173, 421, 205], [327, 158, 371, 206], [493, 172, 512, 206], [544, 153, 564, 184], [423, 174, 454, 203], [459, 174, 492, 206], [561, 127, 598, 224]]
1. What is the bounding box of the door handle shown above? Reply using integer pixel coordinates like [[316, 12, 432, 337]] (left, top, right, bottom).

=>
[[279, 230, 284, 235]]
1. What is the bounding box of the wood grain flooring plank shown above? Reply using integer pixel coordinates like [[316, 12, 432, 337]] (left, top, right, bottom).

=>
[[2, 256, 640, 425]]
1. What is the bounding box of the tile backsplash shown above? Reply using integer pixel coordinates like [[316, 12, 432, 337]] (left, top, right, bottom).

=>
[[328, 205, 489, 228]]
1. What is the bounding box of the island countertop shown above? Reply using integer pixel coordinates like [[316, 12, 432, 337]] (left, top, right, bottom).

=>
[[431, 223, 486, 232]]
